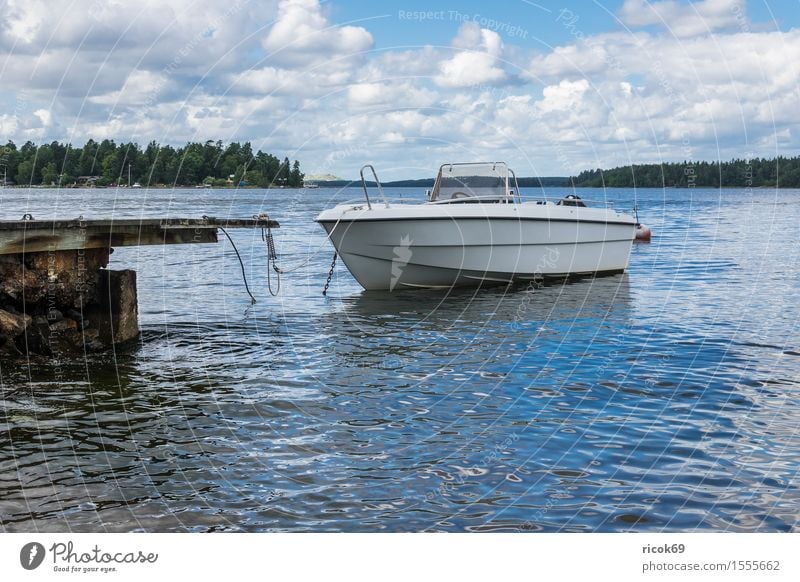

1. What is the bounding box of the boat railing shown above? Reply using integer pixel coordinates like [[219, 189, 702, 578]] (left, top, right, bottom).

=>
[[428, 195, 516, 204], [338, 195, 617, 208], [509, 168, 522, 203], [359, 164, 389, 210], [341, 196, 416, 207], [516, 195, 616, 207]]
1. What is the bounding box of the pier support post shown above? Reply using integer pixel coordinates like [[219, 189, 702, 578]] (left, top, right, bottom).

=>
[[0, 249, 139, 356], [88, 269, 139, 346]]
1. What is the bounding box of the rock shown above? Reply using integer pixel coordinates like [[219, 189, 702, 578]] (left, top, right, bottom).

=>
[[82, 328, 99, 340], [0, 248, 108, 309], [0, 309, 31, 356], [79, 328, 105, 352], [50, 318, 77, 332], [65, 309, 85, 328], [0, 251, 137, 356], [0, 264, 47, 303], [0, 333, 21, 355], [0, 309, 31, 337], [66, 312, 88, 331], [23, 321, 53, 356]]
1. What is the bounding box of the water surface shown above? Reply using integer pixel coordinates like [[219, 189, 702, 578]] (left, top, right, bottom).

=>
[[1, 186, 798, 532]]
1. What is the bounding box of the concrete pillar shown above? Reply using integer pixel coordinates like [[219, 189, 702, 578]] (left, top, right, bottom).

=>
[[88, 269, 139, 346]]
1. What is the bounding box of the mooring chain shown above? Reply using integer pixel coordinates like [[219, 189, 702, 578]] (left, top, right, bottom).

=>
[[254, 210, 349, 296], [255, 213, 281, 297], [322, 252, 338, 296]]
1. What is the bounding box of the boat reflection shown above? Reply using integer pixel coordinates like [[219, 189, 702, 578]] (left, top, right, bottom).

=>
[[317, 275, 632, 376]]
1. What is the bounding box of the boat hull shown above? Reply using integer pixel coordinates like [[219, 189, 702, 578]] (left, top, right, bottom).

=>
[[317, 204, 636, 291]]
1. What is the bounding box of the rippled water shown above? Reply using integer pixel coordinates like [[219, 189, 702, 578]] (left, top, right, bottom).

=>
[[1, 186, 798, 532]]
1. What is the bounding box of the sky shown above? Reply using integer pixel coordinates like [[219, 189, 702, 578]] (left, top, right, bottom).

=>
[[1, 0, 799, 180]]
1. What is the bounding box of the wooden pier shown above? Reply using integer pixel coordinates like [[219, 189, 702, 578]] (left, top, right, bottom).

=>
[[0, 216, 278, 357]]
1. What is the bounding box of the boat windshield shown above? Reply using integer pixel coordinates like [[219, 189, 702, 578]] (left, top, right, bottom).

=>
[[430, 162, 510, 202]]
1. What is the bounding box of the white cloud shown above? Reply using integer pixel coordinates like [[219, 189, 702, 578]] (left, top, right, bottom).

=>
[[362, 47, 443, 80], [436, 22, 507, 88], [346, 82, 438, 109], [262, 0, 373, 65], [347, 83, 383, 106], [523, 26, 800, 158], [233, 66, 352, 97], [33, 108, 52, 127], [619, 0, 748, 37], [90, 70, 168, 106], [539, 79, 591, 113], [225, 0, 376, 108]]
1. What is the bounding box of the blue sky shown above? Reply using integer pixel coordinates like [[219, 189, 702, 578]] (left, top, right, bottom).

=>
[[1, 0, 799, 179], [334, 0, 800, 48], [332, 0, 800, 48], [333, 1, 633, 48]]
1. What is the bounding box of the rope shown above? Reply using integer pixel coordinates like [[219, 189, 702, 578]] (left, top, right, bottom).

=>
[[258, 209, 347, 275], [203, 212, 348, 302], [211, 218, 257, 305]]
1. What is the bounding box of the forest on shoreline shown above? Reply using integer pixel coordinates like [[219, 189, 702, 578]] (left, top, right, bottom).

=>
[[2, 140, 798, 190], [317, 157, 800, 189], [0, 140, 304, 188], [567, 157, 800, 188]]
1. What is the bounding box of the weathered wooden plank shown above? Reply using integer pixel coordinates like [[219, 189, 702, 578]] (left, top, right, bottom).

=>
[[0, 227, 220, 254], [0, 216, 278, 230], [0, 216, 277, 255]]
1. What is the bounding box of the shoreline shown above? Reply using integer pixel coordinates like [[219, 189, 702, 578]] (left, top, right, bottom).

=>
[[1, 184, 790, 190]]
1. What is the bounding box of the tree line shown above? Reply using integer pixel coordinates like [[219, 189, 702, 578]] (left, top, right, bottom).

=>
[[0, 139, 304, 188], [568, 156, 800, 188]]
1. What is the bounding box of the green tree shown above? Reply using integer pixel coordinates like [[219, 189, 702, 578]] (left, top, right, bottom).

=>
[[41, 162, 59, 185], [180, 147, 204, 184], [79, 139, 98, 175], [289, 159, 303, 187], [16, 159, 35, 185]]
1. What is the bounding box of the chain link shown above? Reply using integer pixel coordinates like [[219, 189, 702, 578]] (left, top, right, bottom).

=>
[[261, 219, 281, 296], [322, 252, 337, 296]]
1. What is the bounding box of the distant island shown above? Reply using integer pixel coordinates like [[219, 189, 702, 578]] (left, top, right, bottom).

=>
[[567, 157, 799, 188], [317, 156, 798, 189], [0, 139, 304, 188], [303, 173, 342, 182]]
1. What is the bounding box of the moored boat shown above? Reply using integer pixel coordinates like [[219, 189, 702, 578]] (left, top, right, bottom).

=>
[[315, 162, 637, 291]]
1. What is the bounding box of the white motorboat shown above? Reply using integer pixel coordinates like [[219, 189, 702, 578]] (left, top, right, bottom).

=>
[[315, 162, 636, 291]]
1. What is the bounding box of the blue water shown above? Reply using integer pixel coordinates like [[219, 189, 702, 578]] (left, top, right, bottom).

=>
[[0, 186, 798, 532]]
